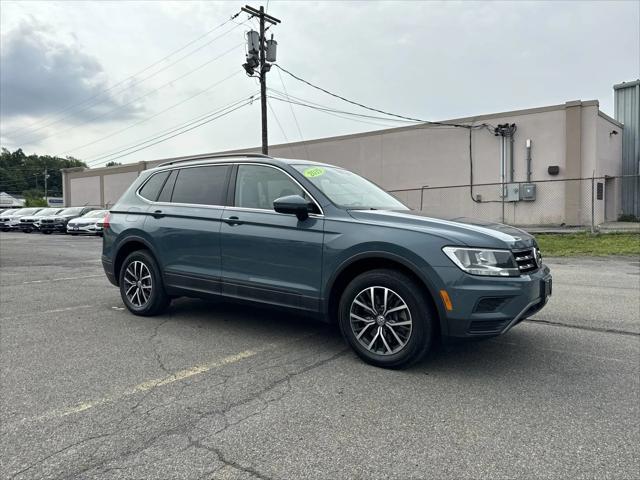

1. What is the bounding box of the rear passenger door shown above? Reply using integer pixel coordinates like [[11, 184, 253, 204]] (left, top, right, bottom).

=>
[[220, 164, 324, 311], [143, 164, 231, 294]]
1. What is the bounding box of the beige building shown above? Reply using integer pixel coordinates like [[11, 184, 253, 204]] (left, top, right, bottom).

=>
[[63, 99, 624, 226]]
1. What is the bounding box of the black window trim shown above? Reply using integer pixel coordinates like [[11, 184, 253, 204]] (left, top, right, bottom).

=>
[[136, 162, 324, 216], [136, 163, 233, 209], [169, 164, 232, 207], [228, 163, 324, 216], [138, 170, 172, 202]]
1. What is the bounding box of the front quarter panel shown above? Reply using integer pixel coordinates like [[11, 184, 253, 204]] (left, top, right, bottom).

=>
[[322, 217, 454, 332]]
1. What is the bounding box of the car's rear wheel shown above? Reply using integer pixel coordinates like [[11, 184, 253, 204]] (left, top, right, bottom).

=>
[[119, 250, 170, 316], [338, 269, 435, 369]]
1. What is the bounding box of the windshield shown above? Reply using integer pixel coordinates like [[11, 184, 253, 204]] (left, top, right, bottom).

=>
[[83, 210, 107, 218], [58, 207, 84, 216], [293, 165, 408, 210], [15, 208, 40, 215], [35, 208, 61, 216]]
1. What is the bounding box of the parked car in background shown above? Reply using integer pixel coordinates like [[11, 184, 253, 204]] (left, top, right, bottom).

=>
[[0, 207, 43, 231], [102, 154, 552, 369], [18, 208, 64, 233], [39, 206, 98, 234], [66, 209, 109, 235]]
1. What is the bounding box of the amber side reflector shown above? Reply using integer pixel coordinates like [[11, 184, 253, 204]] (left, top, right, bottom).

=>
[[439, 290, 453, 311]]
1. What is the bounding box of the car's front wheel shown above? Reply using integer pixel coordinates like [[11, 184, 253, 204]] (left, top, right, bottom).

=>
[[338, 269, 435, 369], [119, 250, 170, 316]]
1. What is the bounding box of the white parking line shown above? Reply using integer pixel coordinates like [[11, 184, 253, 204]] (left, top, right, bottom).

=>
[[1, 305, 94, 321], [29, 349, 262, 423], [19, 274, 103, 285]]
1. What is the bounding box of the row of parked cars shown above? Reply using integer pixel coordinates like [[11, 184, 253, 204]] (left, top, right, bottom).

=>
[[0, 206, 109, 235]]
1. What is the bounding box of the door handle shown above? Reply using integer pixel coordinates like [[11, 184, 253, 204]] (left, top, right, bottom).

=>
[[152, 210, 165, 219], [222, 216, 243, 226]]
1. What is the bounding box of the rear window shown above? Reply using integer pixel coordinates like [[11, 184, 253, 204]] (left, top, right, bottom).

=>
[[138, 171, 170, 201], [171, 166, 230, 206]]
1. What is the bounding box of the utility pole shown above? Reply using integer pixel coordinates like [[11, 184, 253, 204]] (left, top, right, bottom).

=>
[[241, 5, 280, 154], [44, 167, 49, 202]]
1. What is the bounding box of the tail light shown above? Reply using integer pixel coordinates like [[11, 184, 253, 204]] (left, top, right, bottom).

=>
[[102, 212, 111, 230]]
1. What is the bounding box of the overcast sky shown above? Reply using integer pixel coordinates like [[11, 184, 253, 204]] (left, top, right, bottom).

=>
[[1, 0, 638, 167]]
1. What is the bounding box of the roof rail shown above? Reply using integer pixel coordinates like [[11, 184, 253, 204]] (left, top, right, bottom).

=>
[[157, 153, 272, 168]]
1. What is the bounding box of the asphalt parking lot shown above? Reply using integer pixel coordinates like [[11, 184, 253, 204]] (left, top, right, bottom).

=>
[[1, 232, 638, 480]]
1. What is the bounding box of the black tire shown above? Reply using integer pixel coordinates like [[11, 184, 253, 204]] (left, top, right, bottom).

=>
[[119, 249, 170, 316], [42, 230, 51, 235], [338, 269, 435, 369], [69, 233, 78, 236]]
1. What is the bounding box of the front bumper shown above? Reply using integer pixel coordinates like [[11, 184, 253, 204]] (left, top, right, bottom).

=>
[[436, 264, 552, 338], [19, 222, 37, 232], [40, 222, 67, 233], [67, 223, 99, 234]]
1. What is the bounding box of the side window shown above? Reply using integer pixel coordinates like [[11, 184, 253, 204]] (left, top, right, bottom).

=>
[[234, 165, 306, 211], [139, 171, 170, 201], [171, 165, 230, 206], [157, 170, 178, 203]]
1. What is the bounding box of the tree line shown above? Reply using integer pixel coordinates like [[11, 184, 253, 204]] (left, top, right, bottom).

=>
[[0, 148, 87, 205]]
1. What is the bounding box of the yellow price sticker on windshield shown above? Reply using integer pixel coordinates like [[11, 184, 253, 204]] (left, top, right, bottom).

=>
[[303, 167, 325, 178]]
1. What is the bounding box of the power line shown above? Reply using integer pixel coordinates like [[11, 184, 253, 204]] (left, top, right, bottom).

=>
[[269, 95, 412, 129], [61, 69, 243, 158], [85, 93, 258, 166], [6, 15, 246, 142], [85, 99, 254, 165], [274, 64, 490, 129], [49, 44, 243, 153], [266, 100, 297, 157], [267, 93, 423, 124], [275, 67, 310, 159]]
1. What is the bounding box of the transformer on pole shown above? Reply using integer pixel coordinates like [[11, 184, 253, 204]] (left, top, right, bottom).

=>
[[241, 5, 281, 155]]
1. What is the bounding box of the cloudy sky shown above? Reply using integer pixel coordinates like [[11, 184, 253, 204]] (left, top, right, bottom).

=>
[[1, 0, 638, 167]]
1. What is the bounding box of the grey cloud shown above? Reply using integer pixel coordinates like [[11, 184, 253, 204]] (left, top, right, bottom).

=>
[[0, 19, 141, 124]]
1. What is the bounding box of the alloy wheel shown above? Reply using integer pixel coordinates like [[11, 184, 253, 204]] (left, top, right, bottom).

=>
[[123, 260, 152, 308], [349, 286, 413, 355]]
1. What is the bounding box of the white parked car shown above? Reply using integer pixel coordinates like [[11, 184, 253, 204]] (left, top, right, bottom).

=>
[[0, 207, 43, 231], [66, 210, 109, 235]]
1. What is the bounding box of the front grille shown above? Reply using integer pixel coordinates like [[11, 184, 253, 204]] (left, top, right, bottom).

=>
[[41, 219, 53, 224], [513, 248, 538, 274], [468, 319, 509, 334]]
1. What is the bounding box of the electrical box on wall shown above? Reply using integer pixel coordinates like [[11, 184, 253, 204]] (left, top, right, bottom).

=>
[[505, 183, 520, 202], [521, 183, 536, 201]]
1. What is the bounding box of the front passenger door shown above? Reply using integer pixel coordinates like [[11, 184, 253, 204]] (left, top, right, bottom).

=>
[[220, 164, 324, 311]]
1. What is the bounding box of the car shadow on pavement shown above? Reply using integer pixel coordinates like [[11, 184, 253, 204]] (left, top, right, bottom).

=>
[[156, 297, 562, 378]]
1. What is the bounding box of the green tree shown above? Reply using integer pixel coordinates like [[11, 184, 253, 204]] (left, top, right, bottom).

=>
[[0, 148, 86, 197], [105, 161, 121, 167]]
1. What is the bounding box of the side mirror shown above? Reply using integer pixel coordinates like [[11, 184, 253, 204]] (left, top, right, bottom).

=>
[[273, 195, 312, 221]]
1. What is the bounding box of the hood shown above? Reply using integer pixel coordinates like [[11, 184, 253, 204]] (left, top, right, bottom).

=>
[[347, 209, 536, 249], [69, 217, 99, 226]]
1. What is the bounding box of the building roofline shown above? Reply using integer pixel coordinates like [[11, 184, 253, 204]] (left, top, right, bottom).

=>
[[63, 99, 611, 175], [614, 79, 640, 90], [598, 110, 624, 128], [218, 100, 602, 152]]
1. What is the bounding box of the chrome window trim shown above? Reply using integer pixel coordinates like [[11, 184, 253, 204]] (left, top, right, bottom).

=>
[[136, 161, 324, 216]]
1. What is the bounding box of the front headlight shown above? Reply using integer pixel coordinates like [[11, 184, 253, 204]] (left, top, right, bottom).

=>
[[443, 246, 519, 277]]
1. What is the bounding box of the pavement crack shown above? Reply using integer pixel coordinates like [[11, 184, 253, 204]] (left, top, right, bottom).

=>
[[9, 433, 110, 479], [525, 317, 639, 336], [187, 435, 274, 480]]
